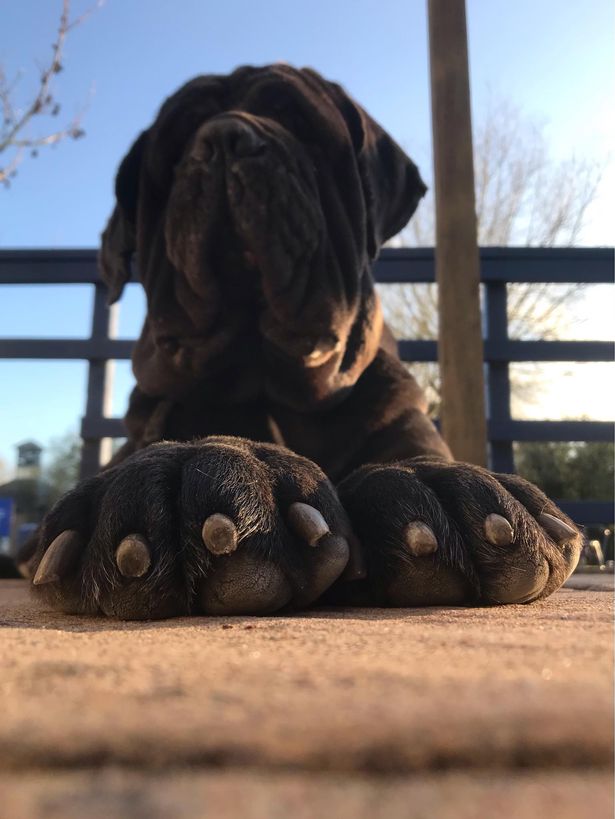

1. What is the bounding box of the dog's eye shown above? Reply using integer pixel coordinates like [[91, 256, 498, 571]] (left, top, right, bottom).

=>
[[272, 98, 299, 121], [260, 85, 294, 112], [270, 97, 290, 114], [279, 103, 310, 137], [258, 88, 309, 131]]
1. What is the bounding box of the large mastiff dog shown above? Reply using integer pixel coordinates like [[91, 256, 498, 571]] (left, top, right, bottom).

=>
[[31, 65, 581, 618]]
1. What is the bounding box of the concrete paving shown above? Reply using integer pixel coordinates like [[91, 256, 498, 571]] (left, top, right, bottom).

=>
[[0, 579, 612, 818]]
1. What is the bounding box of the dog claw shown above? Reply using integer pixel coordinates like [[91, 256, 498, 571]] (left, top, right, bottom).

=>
[[484, 514, 515, 546], [404, 522, 438, 556], [339, 531, 367, 581], [33, 530, 82, 585], [202, 513, 239, 555], [287, 502, 330, 546], [115, 534, 151, 578], [539, 513, 577, 544]]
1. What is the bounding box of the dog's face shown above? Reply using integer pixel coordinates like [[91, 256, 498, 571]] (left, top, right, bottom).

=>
[[100, 65, 426, 395]]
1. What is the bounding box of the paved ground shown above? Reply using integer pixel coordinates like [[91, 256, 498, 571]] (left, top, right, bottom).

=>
[[565, 570, 615, 591], [0, 579, 612, 818]]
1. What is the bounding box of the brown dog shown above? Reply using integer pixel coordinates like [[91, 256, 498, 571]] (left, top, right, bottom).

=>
[[30, 65, 581, 618]]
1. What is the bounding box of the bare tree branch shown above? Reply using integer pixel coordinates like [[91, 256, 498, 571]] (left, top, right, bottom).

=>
[[383, 97, 607, 415], [0, 0, 102, 187]]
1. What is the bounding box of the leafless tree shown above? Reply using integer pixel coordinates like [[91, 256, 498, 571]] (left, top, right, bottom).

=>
[[405, 98, 603, 250], [381, 98, 605, 415], [0, 0, 102, 188]]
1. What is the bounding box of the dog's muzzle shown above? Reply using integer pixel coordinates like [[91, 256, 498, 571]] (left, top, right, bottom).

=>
[[191, 116, 268, 164]]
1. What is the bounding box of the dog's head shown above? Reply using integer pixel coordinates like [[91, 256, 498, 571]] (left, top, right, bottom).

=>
[[100, 65, 426, 396]]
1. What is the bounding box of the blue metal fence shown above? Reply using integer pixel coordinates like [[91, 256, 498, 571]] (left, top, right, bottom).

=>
[[0, 247, 613, 524]]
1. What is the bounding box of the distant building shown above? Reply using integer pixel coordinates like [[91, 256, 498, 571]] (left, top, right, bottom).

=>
[[0, 441, 52, 553], [16, 441, 43, 481]]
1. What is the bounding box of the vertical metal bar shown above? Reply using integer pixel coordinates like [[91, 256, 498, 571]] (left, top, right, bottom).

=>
[[100, 305, 119, 467], [427, 0, 487, 466], [485, 281, 515, 473], [79, 283, 117, 479]]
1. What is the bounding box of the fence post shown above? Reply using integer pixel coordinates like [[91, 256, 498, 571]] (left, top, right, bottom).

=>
[[427, 0, 487, 466], [484, 282, 515, 473], [79, 283, 117, 479]]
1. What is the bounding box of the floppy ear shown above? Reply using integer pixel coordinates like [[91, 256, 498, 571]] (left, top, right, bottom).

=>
[[350, 104, 427, 258], [320, 77, 427, 258], [99, 130, 148, 303]]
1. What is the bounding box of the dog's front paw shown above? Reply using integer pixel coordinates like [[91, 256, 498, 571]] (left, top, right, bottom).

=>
[[31, 437, 350, 619], [335, 459, 582, 606]]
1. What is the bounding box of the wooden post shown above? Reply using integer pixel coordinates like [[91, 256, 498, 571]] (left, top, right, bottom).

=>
[[428, 0, 487, 466]]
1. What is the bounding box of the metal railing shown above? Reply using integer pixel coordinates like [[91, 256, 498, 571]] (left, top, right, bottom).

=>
[[1, 246, 613, 524]]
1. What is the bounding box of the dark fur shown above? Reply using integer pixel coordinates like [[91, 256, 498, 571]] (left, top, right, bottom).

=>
[[30, 65, 581, 618]]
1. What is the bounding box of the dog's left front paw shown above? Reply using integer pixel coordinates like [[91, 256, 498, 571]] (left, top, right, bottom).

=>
[[335, 459, 582, 606]]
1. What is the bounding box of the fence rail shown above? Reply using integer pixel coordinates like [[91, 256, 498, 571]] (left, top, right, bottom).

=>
[[1, 247, 613, 525]]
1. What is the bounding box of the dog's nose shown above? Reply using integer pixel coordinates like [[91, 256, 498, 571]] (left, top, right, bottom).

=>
[[233, 125, 267, 157], [194, 118, 266, 162]]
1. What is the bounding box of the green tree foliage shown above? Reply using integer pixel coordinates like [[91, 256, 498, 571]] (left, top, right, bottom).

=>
[[515, 442, 614, 503], [44, 431, 81, 504]]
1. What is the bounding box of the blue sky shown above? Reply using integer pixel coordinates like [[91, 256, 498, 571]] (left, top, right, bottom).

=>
[[0, 0, 613, 477]]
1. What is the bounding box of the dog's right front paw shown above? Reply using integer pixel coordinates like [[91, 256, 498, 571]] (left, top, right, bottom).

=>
[[31, 437, 351, 619], [334, 458, 582, 607]]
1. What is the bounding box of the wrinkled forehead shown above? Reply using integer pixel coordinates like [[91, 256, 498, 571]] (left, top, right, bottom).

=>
[[231, 64, 336, 113], [146, 65, 350, 177], [236, 65, 351, 142]]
